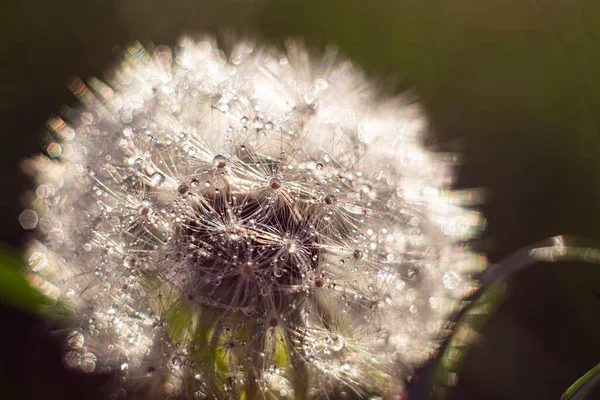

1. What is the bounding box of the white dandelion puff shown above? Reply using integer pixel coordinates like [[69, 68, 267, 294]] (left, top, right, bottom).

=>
[[24, 37, 485, 399]]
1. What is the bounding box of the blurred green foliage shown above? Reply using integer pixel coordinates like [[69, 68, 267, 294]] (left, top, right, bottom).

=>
[[562, 362, 600, 400], [0, 248, 48, 313], [431, 280, 507, 399], [262, 0, 600, 135]]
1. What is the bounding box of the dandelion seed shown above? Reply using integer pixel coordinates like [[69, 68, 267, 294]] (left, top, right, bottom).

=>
[[24, 37, 484, 399]]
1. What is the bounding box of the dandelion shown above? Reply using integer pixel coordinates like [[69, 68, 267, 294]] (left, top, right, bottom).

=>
[[23, 37, 485, 399]]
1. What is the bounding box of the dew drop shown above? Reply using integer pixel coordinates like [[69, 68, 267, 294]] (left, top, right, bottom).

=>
[[178, 184, 189, 194], [66, 330, 84, 349], [442, 271, 462, 290], [241, 262, 253, 277], [331, 335, 345, 352], [213, 154, 227, 169], [429, 297, 438, 309], [324, 194, 336, 205], [314, 78, 329, 91], [47, 143, 62, 158], [121, 112, 133, 124], [64, 350, 82, 368], [49, 228, 64, 242], [150, 172, 165, 187], [243, 306, 256, 316], [29, 252, 47, 272], [315, 163, 324, 171], [80, 353, 97, 373], [269, 178, 282, 190], [19, 209, 38, 229], [80, 112, 93, 125]]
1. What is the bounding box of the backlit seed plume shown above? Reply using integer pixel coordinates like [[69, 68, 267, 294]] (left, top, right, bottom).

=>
[[23, 37, 485, 399]]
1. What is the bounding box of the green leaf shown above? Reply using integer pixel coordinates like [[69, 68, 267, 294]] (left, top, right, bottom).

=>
[[430, 280, 508, 399], [562, 363, 600, 400], [0, 248, 49, 313]]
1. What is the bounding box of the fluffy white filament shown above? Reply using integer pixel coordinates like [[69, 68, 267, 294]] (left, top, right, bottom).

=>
[[24, 37, 485, 399]]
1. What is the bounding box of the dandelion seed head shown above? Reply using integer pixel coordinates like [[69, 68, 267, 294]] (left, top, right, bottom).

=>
[[24, 37, 485, 398]]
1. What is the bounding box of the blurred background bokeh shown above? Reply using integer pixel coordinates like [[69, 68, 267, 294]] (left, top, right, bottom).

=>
[[1, 0, 599, 398]]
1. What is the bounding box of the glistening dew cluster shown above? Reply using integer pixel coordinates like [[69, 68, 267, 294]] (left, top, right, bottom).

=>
[[23, 37, 485, 399]]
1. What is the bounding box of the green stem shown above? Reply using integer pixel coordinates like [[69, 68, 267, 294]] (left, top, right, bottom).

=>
[[562, 363, 600, 400]]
